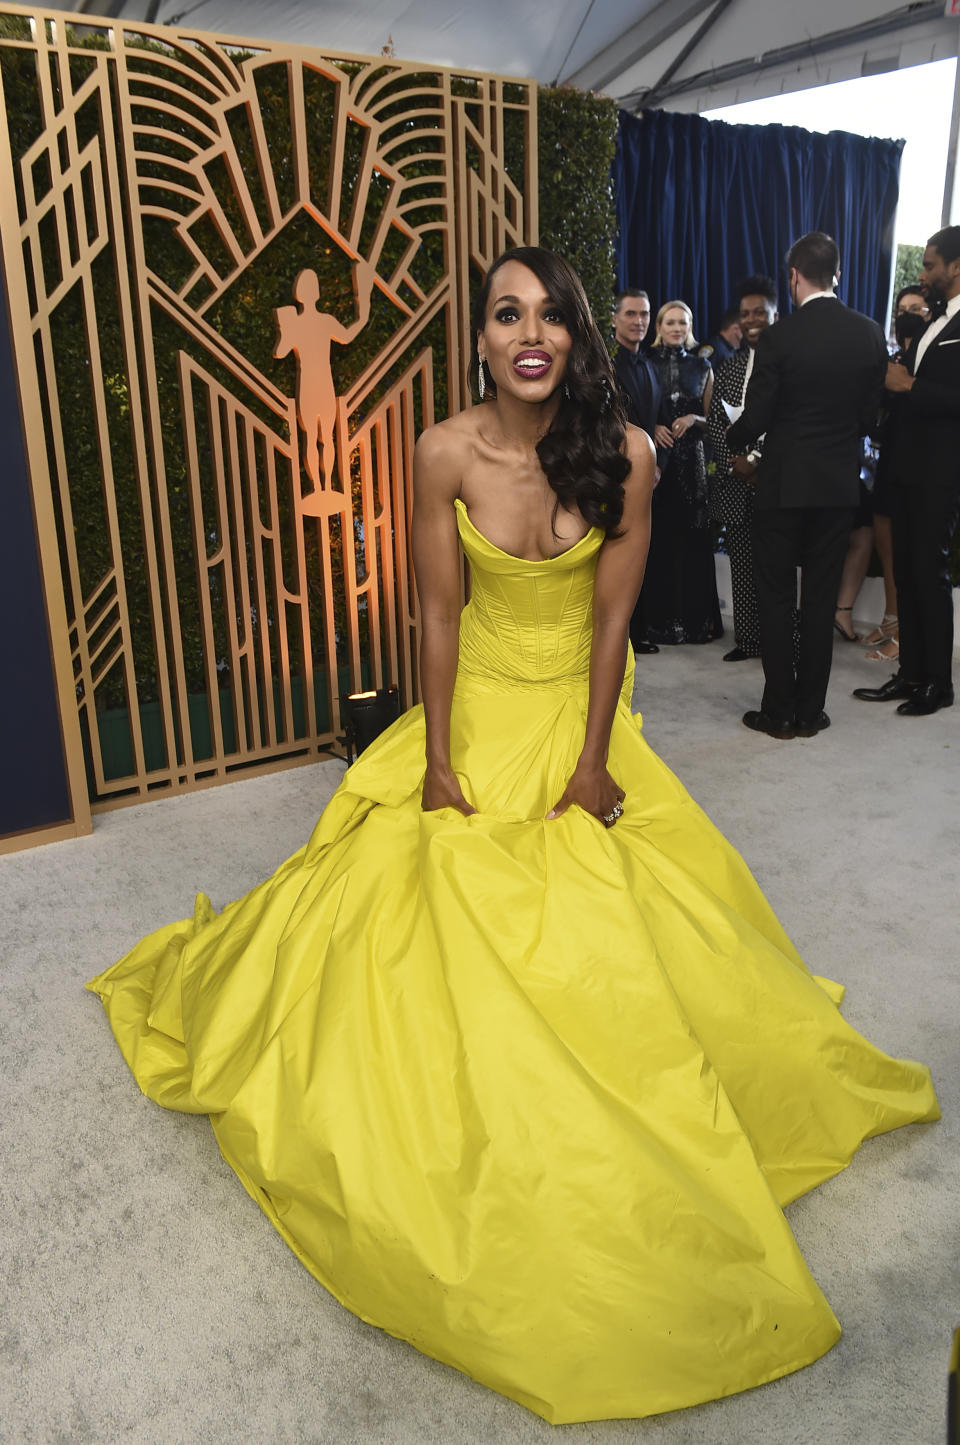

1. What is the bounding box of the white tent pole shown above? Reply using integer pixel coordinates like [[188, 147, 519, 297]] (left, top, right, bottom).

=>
[[941, 37, 960, 226]]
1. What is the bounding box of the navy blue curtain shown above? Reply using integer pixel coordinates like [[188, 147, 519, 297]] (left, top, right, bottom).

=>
[[614, 109, 904, 337]]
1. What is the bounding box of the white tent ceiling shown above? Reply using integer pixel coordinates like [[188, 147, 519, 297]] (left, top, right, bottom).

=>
[[67, 0, 959, 111]]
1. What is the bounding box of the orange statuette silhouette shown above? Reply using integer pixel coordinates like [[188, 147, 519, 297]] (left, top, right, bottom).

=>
[[275, 259, 375, 508], [0, 5, 536, 823]]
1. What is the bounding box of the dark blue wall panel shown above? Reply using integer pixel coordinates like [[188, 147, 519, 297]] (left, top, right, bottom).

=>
[[0, 241, 74, 838]]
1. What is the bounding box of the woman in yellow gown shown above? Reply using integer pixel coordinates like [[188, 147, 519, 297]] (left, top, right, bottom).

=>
[[88, 248, 939, 1426]]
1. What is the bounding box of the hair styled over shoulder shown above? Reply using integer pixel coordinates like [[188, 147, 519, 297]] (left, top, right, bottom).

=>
[[471, 247, 629, 534]]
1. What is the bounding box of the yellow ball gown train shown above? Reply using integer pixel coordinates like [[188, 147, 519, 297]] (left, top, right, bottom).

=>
[[88, 499, 940, 1425]]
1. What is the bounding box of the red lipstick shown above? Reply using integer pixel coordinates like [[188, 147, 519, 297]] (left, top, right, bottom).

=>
[[513, 349, 552, 379]]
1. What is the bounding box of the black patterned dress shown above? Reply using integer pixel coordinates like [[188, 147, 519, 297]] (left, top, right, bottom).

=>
[[707, 346, 761, 656], [639, 346, 722, 645]]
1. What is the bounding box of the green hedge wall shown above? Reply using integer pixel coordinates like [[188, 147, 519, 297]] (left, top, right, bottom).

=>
[[9, 17, 949, 721], [0, 33, 619, 727], [537, 86, 618, 345]]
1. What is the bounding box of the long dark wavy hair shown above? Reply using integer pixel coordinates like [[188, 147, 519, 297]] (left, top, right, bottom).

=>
[[470, 247, 629, 534]]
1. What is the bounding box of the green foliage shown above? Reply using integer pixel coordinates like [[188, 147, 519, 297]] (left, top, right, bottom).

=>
[[536, 86, 619, 343], [893, 242, 923, 300], [1, 32, 623, 772], [0, 34, 479, 761], [0, 13, 30, 40]]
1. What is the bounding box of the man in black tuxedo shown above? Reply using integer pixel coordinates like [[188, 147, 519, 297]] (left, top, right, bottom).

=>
[[613, 288, 662, 654], [854, 225, 960, 717], [726, 232, 887, 738], [612, 289, 661, 439]]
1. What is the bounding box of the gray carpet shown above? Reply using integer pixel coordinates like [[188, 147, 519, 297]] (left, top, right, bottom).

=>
[[1, 637, 957, 1445]]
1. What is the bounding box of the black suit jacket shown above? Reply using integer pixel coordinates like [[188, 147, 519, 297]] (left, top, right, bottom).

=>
[[726, 297, 887, 509], [896, 306, 960, 488], [614, 344, 662, 440]]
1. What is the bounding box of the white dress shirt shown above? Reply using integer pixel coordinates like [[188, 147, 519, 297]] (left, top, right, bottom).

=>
[[800, 289, 838, 305], [914, 292, 960, 371], [742, 344, 756, 394], [740, 346, 767, 461]]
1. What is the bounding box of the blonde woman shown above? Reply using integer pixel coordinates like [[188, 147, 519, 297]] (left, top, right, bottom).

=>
[[640, 300, 722, 644]]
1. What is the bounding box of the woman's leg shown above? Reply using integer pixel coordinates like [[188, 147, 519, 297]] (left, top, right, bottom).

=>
[[862, 513, 900, 657], [833, 524, 873, 640]]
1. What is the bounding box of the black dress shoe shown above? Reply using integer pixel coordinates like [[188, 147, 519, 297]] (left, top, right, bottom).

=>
[[794, 711, 831, 737], [742, 710, 795, 739], [896, 683, 954, 716], [723, 646, 757, 662], [633, 639, 660, 655], [852, 673, 919, 702]]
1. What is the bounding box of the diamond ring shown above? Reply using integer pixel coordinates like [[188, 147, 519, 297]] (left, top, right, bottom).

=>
[[602, 800, 624, 826]]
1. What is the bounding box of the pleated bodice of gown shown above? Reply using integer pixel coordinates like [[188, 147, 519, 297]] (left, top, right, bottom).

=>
[[88, 498, 939, 1425], [454, 498, 601, 687]]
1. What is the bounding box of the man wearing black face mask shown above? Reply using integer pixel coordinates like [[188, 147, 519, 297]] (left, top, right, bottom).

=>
[[854, 227, 960, 716]]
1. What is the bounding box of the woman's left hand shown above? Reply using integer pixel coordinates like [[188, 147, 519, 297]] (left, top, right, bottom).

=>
[[547, 759, 626, 827], [671, 413, 698, 439]]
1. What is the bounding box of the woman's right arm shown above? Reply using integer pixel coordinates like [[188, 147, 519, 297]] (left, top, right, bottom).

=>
[[411, 426, 477, 815]]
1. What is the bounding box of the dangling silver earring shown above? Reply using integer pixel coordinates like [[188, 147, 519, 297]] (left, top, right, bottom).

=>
[[478, 355, 485, 399], [563, 381, 570, 400]]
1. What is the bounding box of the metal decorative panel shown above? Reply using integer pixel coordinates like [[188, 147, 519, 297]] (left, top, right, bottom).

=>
[[0, 6, 536, 823]]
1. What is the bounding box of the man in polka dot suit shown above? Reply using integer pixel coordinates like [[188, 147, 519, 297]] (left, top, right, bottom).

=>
[[707, 276, 779, 663]]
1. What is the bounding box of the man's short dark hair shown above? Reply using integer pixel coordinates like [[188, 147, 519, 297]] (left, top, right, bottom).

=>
[[927, 226, 960, 265], [736, 274, 778, 306], [786, 232, 840, 289], [718, 306, 740, 331], [613, 288, 649, 309]]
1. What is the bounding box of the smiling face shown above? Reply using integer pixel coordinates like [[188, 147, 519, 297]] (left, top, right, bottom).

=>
[[658, 306, 690, 347], [477, 259, 572, 402], [738, 293, 777, 348], [613, 294, 650, 349]]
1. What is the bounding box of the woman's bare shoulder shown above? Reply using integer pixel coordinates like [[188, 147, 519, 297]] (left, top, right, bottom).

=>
[[623, 422, 656, 473], [415, 410, 482, 464], [616, 425, 655, 520], [414, 411, 484, 504]]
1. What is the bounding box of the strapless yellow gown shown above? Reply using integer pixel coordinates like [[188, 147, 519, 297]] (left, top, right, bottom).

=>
[[88, 499, 939, 1425]]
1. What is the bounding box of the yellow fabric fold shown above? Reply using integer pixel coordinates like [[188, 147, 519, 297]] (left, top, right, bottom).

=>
[[88, 499, 939, 1424]]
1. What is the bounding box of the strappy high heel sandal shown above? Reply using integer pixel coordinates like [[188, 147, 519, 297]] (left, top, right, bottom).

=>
[[833, 606, 860, 642], [865, 637, 899, 662], [862, 612, 898, 648]]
